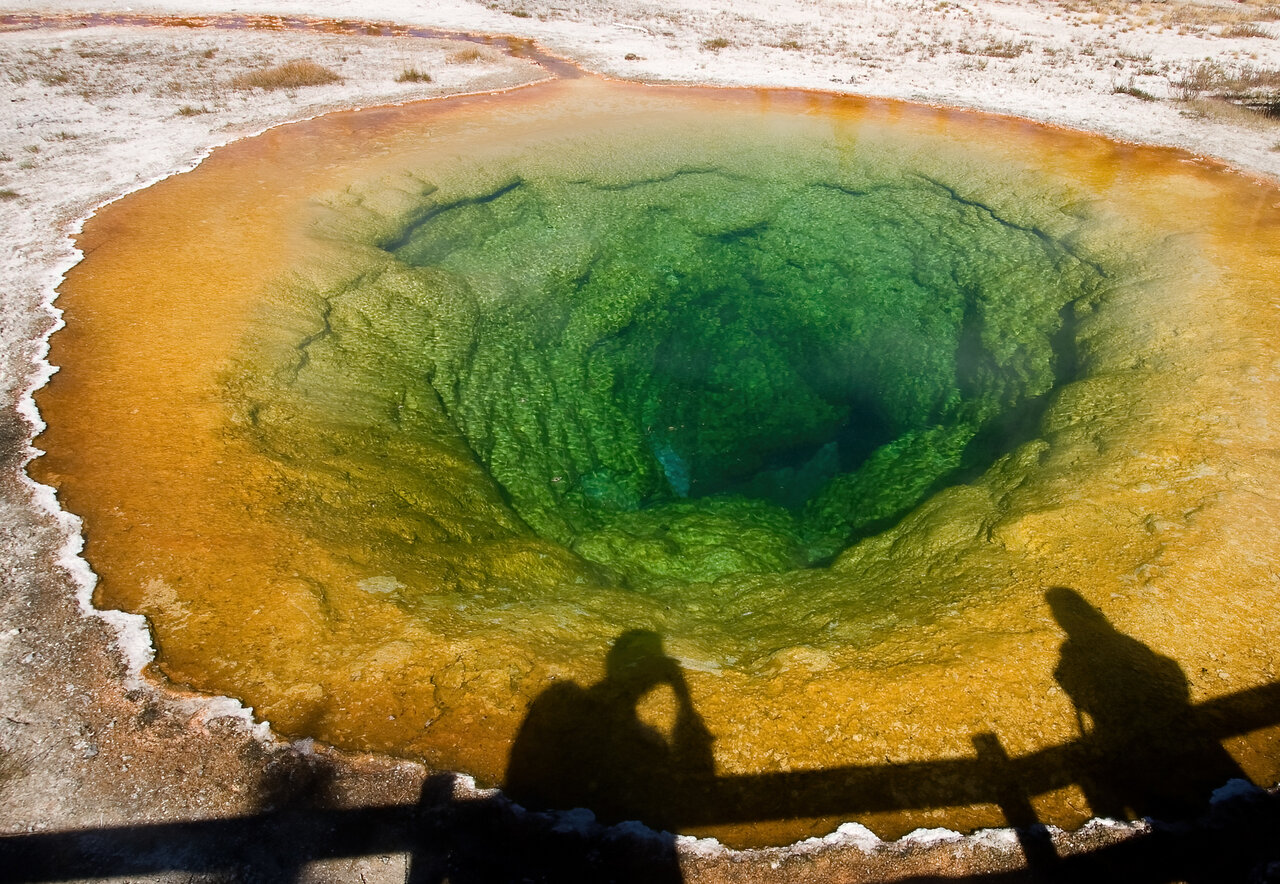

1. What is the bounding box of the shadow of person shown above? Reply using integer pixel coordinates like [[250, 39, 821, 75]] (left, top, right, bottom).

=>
[[504, 629, 715, 835], [1047, 586, 1248, 822]]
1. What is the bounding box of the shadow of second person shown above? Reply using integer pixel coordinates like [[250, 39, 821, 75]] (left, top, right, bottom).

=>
[[1047, 586, 1249, 822], [504, 629, 716, 833]]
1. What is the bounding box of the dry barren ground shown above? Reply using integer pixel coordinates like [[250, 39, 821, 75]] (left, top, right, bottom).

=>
[[3, 1, 1280, 881]]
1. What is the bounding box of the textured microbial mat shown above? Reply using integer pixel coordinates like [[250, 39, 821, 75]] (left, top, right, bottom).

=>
[[35, 78, 1280, 845]]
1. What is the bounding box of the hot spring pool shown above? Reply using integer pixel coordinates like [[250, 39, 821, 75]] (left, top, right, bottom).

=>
[[35, 77, 1280, 845]]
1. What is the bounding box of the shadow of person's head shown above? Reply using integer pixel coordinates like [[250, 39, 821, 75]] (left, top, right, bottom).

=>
[[602, 628, 680, 701], [1046, 586, 1114, 640]]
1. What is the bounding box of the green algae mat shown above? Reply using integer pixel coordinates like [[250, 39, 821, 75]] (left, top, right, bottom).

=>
[[36, 78, 1280, 845]]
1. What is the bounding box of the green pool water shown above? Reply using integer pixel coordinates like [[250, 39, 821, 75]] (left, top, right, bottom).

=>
[[227, 113, 1119, 633], [387, 170, 1101, 587]]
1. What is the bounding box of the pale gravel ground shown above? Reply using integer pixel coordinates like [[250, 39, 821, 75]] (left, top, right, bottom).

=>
[[8, 0, 1280, 177], [2, 1, 1280, 880]]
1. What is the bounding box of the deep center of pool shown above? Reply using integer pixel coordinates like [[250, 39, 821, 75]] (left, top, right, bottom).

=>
[[379, 170, 1101, 587]]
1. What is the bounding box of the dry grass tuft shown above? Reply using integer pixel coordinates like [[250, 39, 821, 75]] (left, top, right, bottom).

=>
[[1175, 61, 1280, 113], [1113, 82, 1157, 101], [958, 38, 1031, 58], [1167, 1, 1279, 28], [396, 67, 433, 83], [231, 59, 341, 91], [1058, 0, 1280, 33], [0, 188, 19, 200], [446, 46, 486, 64], [1221, 22, 1272, 38], [1181, 95, 1279, 127], [701, 37, 733, 51]]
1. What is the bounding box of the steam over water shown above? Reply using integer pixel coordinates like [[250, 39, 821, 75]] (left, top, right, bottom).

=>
[[36, 78, 1280, 845]]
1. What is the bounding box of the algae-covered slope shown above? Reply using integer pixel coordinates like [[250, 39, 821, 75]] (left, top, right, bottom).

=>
[[233, 97, 1115, 610], [36, 78, 1280, 845]]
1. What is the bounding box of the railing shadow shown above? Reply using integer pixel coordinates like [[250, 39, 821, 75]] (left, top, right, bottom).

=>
[[4, 773, 1279, 883], [4, 588, 1280, 882]]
